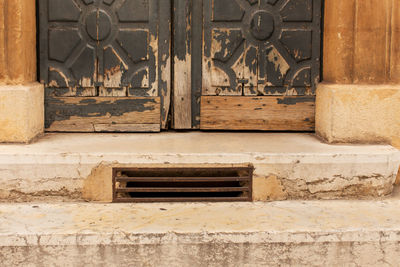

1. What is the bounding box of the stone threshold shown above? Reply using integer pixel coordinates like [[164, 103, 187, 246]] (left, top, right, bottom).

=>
[[0, 198, 400, 266], [0, 132, 399, 202]]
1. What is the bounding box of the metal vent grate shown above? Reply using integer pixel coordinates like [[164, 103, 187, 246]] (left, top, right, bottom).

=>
[[112, 166, 253, 202]]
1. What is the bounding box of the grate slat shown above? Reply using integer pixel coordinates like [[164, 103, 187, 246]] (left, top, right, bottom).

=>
[[115, 177, 250, 182], [114, 197, 251, 203], [116, 187, 250, 193]]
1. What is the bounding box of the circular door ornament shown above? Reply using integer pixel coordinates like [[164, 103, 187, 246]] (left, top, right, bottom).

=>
[[86, 9, 112, 41], [250, 11, 275, 41]]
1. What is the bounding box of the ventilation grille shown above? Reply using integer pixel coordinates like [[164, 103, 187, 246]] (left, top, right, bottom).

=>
[[112, 166, 253, 202]]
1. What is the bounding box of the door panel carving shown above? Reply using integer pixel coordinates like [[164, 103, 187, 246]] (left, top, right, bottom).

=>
[[203, 0, 321, 97]]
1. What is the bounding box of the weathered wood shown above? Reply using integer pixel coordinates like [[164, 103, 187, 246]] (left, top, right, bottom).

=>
[[200, 96, 315, 131], [173, 0, 192, 129], [243, 43, 258, 95], [45, 97, 160, 132], [199, 1, 321, 131], [99, 87, 127, 97], [94, 124, 160, 133], [191, 0, 203, 128], [40, 0, 171, 132], [201, 0, 321, 97], [159, 0, 172, 129]]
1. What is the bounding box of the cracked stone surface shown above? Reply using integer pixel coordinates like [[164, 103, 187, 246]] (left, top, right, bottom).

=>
[[0, 133, 399, 201], [0, 199, 400, 266]]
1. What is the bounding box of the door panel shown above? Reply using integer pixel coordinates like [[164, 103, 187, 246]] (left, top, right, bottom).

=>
[[172, 0, 321, 130], [39, 0, 171, 132], [203, 1, 247, 96], [46, 0, 97, 94], [199, 0, 321, 130]]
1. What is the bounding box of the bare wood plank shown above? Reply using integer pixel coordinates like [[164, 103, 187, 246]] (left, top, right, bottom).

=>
[[191, 0, 203, 128], [94, 124, 160, 132], [173, 0, 192, 129], [45, 123, 96, 132], [200, 96, 315, 131], [173, 57, 192, 128], [159, 0, 172, 129], [202, 3, 213, 97], [45, 97, 160, 132]]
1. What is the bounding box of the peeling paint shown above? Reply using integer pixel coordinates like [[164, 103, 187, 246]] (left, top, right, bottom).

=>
[[45, 97, 159, 129], [277, 96, 315, 105], [49, 67, 70, 87], [103, 66, 123, 88], [266, 46, 290, 77]]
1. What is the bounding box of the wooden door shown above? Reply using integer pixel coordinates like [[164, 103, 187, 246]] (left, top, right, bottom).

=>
[[40, 0, 321, 132], [39, 0, 170, 132], [173, 0, 322, 130]]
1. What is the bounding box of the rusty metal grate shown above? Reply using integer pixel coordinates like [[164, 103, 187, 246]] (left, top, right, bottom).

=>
[[112, 166, 253, 202]]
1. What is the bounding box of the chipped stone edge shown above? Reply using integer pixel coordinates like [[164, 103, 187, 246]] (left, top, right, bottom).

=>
[[0, 150, 398, 202]]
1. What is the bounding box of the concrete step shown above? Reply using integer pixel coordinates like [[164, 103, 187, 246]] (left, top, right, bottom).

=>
[[1, 195, 400, 266], [0, 132, 399, 202]]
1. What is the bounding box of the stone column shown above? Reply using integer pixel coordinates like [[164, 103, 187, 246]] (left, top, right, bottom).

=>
[[316, 0, 400, 146], [0, 0, 44, 143]]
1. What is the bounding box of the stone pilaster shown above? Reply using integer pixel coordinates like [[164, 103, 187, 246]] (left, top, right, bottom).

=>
[[317, 0, 400, 146], [0, 0, 43, 143]]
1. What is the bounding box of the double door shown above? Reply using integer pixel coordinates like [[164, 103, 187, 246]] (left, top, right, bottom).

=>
[[39, 0, 321, 132]]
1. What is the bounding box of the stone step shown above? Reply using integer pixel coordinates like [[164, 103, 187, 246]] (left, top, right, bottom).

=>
[[0, 132, 399, 202], [1, 195, 400, 266]]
